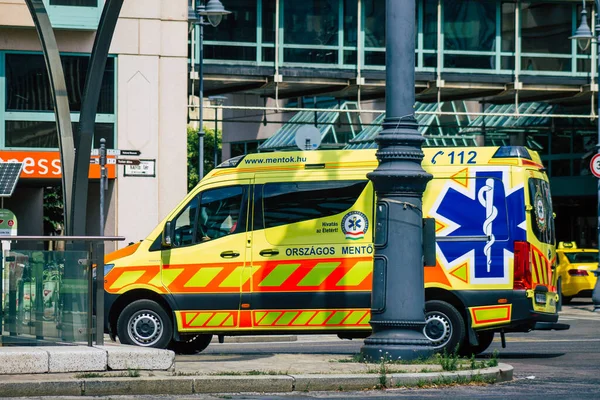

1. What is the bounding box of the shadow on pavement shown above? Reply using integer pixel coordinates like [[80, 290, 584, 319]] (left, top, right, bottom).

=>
[[493, 352, 565, 359], [176, 353, 274, 363]]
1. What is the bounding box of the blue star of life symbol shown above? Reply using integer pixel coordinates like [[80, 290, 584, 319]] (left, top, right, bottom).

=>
[[433, 171, 526, 281], [349, 217, 361, 230]]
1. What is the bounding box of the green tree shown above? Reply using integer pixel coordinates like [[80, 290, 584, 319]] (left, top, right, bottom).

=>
[[187, 125, 222, 192], [43, 186, 64, 236]]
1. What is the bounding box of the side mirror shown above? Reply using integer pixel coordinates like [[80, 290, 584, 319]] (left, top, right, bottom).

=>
[[162, 221, 174, 248], [423, 218, 437, 267]]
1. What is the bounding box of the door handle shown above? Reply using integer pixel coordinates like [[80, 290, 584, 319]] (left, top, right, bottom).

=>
[[259, 249, 279, 257], [220, 250, 240, 259]]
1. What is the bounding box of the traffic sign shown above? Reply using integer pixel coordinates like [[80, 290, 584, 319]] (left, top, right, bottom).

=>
[[591, 153, 600, 178], [91, 149, 141, 156], [115, 159, 141, 166]]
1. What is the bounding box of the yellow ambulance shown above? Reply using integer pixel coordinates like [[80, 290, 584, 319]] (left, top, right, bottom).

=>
[[103, 146, 563, 355]]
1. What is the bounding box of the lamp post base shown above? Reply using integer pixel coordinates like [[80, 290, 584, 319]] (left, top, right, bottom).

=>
[[360, 324, 433, 362]]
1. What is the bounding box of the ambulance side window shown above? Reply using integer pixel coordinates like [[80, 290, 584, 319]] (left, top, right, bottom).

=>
[[262, 180, 367, 229], [528, 178, 555, 245], [168, 185, 247, 248], [172, 195, 200, 247]]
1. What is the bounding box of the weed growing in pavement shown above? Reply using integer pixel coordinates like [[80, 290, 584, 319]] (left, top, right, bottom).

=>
[[75, 372, 103, 379], [406, 374, 496, 389], [172, 371, 201, 376], [126, 368, 140, 378], [487, 350, 499, 367], [437, 348, 459, 371], [209, 370, 289, 376]]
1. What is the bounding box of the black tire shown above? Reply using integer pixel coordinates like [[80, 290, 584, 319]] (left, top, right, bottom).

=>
[[117, 299, 173, 349], [170, 334, 212, 355], [562, 295, 573, 305], [459, 331, 495, 357], [423, 300, 466, 354]]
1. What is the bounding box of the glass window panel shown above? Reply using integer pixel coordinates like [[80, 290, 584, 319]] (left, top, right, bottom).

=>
[[551, 134, 571, 154], [230, 143, 245, 157], [550, 159, 571, 177], [200, 186, 246, 240], [573, 132, 595, 153], [5, 54, 114, 114], [284, 0, 339, 46], [444, 0, 496, 53], [172, 195, 200, 247], [263, 180, 367, 229], [577, 58, 591, 73], [344, 50, 357, 65], [501, 2, 516, 52], [521, 56, 571, 72], [49, 0, 96, 6], [423, 0, 438, 50], [531, 133, 549, 155], [501, 55, 515, 70], [284, 48, 338, 64], [528, 178, 555, 244], [344, 0, 358, 46], [262, 0, 276, 43], [445, 55, 495, 69], [262, 47, 275, 62], [424, 54, 437, 68], [365, 51, 385, 66], [5, 121, 114, 149], [521, 2, 571, 54], [364, 0, 385, 48], [204, 0, 257, 43], [204, 45, 256, 61]]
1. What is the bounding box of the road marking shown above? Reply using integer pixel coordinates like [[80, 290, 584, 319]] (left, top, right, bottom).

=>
[[499, 338, 600, 343]]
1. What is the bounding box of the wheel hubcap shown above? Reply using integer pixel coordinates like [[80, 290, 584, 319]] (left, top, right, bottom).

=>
[[423, 313, 451, 347], [128, 311, 162, 346]]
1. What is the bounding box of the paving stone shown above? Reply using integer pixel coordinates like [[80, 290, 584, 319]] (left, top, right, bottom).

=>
[[0, 348, 48, 375], [46, 346, 107, 373], [95, 345, 174, 371]]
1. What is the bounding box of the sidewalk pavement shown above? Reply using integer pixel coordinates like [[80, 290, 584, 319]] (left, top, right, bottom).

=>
[[0, 340, 513, 397]]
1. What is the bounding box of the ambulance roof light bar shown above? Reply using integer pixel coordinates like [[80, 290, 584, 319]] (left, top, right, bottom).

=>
[[492, 146, 532, 160]]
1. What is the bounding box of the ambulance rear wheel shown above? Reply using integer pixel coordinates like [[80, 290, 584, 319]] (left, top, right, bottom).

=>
[[170, 334, 212, 355], [458, 331, 495, 357], [423, 300, 465, 354], [117, 299, 172, 349]]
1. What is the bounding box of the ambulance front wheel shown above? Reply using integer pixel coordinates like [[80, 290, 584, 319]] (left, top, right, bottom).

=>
[[423, 300, 466, 354], [170, 334, 212, 354], [117, 299, 173, 349]]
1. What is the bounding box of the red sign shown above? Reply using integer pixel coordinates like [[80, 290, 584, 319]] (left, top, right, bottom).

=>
[[0, 151, 116, 179], [591, 154, 600, 179]]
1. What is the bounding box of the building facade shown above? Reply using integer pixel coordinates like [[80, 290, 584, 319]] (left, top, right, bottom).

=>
[[191, 0, 598, 246], [0, 0, 189, 249]]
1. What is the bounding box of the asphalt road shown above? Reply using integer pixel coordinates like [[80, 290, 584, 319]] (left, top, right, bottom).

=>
[[188, 299, 599, 399]]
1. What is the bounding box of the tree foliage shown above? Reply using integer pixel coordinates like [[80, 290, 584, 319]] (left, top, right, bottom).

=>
[[187, 125, 222, 192], [43, 186, 64, 235]]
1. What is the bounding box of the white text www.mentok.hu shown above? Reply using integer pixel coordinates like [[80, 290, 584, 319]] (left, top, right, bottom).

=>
[[244, 156, 307, 164]]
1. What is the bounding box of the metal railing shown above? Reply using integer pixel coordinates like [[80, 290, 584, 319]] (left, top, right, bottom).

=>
[[0, 236, 125, 347]]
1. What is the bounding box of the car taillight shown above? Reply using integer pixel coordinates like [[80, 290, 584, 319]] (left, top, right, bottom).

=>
[[568, 269, 589, 277], [514, 241, 532, 290]]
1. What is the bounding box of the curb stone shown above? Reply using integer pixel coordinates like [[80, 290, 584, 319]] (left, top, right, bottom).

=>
[[0, 364, 513, 397]]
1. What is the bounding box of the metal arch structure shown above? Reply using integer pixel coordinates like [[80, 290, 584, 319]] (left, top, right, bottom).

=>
[[24, 0, 123, 236], [71, 0, 124, 236], [24, 0, 75, 234]]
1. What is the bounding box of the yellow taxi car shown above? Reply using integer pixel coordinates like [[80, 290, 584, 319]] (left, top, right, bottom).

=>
[[556, 242, 599, 304]]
